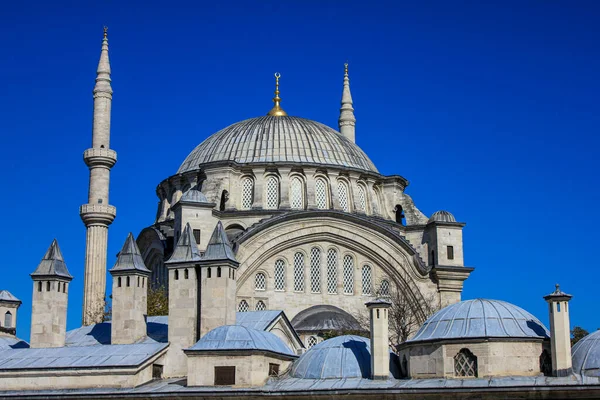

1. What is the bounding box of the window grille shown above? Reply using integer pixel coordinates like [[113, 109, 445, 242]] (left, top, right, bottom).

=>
[[255, 272, 266, 291], [293, 252, 305, 291], [255, 300, 266, 311], [290, 177, 304, 209], [326, 249, 338, 294], [380, 279, 390, 296], [238, 300, 249, 312], [362, 265, 372, 295], [357, 185, 366, 212], [4, 312, 12, 328], [214, 366, 236, 385], [274, 259, 285, 291], [343, 255, 354, 294], [338, 181, 349, 212], [241, 177, 253, 210], [307, 336, 318, 348], [310, 247, 321, 293], [268, 363, 280, 377], [454, 349, 477, 377], [265, 176, 279, 209], [315, 178, 328, 209]]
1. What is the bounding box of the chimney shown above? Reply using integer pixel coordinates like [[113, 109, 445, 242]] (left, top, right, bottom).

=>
[[365, 298, 392, 380], [544, 284, 573, 377]]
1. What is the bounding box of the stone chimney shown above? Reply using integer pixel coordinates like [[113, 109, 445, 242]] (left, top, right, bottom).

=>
[[365, 298, 392, 380], [544, 284, 573, 377]]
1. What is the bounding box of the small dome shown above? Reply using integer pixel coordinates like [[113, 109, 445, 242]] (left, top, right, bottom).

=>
[[188, 325, 295, 357], [572, 329, 600, 377], [428, 210, 456, 223], [408, 299, 549, 343], [290, 335, 399, 379], [180, 188, 209, 204], [291, 305, 363, 333]]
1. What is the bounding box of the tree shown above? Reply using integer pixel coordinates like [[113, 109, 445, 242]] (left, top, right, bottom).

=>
[[571, 326, 589, 346], [147, 285, 169, 316]]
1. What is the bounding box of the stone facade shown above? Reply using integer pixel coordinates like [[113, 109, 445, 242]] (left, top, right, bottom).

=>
[[110, 273, 149, 344], [29, 280, 70, 348], [0, 302, 19, 335]]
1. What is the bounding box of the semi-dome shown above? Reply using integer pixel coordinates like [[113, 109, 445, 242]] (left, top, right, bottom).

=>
[[187, 325, 295, 357], [291, 305, 363, 332], [428, 210, 456, 223], [408, 299, 549, 343], [572, 329, 600, 377], [177, 116, 378, 174], [290, 335, 399, 379]]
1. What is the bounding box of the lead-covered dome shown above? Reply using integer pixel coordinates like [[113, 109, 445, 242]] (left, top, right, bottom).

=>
[[408, 299, 549, 343], [572, 329, 600, 377], [178, 116, 378, 174]]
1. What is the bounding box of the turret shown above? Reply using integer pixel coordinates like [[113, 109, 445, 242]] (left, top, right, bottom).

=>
[[338, 63, 356, 143], [30, 240, 73, 348], [164, 223, 201, 377], [172, 187, 217, 250], [0, 291, 21, 337], [365, 298, 392, 380], [544, 284, 573, 377], [109, 233, 150, 344], [198, 221, 239, 337]]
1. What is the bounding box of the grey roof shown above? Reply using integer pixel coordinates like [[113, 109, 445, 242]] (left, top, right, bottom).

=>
[[109, 233, 150, 274], [180, 187, 210, 204], [0, 342, 167, 371], [543, 284, 573, 301], [177, 116, 378, 174], [187, 325, 295, 357], [201, 221, 238, 264], [236, 310, 282, 331], [166, 223, 201, 264], [572, 329, 600, 377], [0, 336, 28, 350], [65, 316, 168, 346], [30, 239, 73, 280], [291, 305, 363, 332], [0, 290, 21, 304], [428, 210, 456, 223], [408, 299, 549, 343], [290, 335, 399, 379]]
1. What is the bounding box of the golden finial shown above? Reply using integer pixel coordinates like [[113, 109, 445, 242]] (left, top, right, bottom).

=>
[[267, 72, 288, 117], [103, 26, 108, 39]]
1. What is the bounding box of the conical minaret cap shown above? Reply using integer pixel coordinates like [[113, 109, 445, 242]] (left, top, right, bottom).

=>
[[110, 233, 150, 274], [166, 223, 202, 264], [94, 27, 112, 95], [31, 239, 73, 280], [201, 221, 239, 264], [339, 63, 356, 124]]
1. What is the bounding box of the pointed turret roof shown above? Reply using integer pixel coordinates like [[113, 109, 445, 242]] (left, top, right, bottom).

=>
[[110, 233, 150, 274], [338, 63, 356, 140], [94, 27, 112, 95], [0, 290, 21, 305], [31, 239, 73, 280], [166, 223, 202, 264], [201, 222, 238, 265]]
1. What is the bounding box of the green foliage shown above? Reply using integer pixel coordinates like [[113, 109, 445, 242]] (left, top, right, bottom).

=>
[[147, 285, 169, 316], [321, 329, 369, 341], [571, 326, 589, 346]]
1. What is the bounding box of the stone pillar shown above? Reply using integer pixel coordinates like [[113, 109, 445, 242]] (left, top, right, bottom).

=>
[[366, 299, 392, 380], [253, 171, 264, 209], [544, 285, 573, 377], [200, 263, 237, 337], [306, 169, 317, 209], [279, 168, 291, 209], [431, 266, 473, 307]]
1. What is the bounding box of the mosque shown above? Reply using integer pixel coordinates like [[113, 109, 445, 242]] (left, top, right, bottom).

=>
[[0, 30, 598, 399]]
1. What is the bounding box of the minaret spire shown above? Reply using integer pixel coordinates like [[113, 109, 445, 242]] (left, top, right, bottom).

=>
[[80, 28, 118, 325], [267, 72, 287, 117], [338, 62, 356, 143]]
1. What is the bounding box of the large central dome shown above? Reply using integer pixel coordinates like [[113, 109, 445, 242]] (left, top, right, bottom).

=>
[[177, 116, 378, 174]]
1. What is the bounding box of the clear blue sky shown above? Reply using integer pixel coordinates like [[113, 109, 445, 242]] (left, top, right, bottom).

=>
[[1, 1, 598, 341]]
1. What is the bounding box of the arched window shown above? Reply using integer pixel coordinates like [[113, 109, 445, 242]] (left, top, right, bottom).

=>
[[337, 181, 350, 212], [306, 336, 318, 348], [63, 282, 67, 293], [220, 190, 229, 212], [343, 255, 354, 294], [315, 178, 328, 209], [326, 249, 338, 294], [207, 267, 212, 278], [395, 204, 405, 225], [274, 259, 285, 291], [241, 177, 254, 210], [380, 279, 390, 296], [361, 265, 372, 295], [238, 300, 249, 312], [46, 281, 50, 291], [217, 267, 222, 278], [293, 252, 305, 292], [174, 270, 179, 280], [290, 177, 304, 209], [310, 247, 321, 293], [126, 276, 131, 287], [37, 281, 42, 292], [4, 311, 12, 328], [255, 300, 266, 311], [356, 185, 367, 213], [265, 176, 279, 209], [184, 269, 189, 279], [454, 349, 478, 377], [255, 272, 266, 291]]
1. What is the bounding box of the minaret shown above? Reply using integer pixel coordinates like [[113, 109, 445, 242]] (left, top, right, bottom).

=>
[[544, 284, 573, 377], [80, 27, 118, 325], [338, 63, 356, 143]]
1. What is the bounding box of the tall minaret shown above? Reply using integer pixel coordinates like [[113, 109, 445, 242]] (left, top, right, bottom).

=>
[[80, 27, 117, 325], [338, 63, 356, 143]]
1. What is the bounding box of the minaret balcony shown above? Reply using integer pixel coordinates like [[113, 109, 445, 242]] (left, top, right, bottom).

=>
[[80, 204, 116, 226], [83, 148, 117, 168]]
